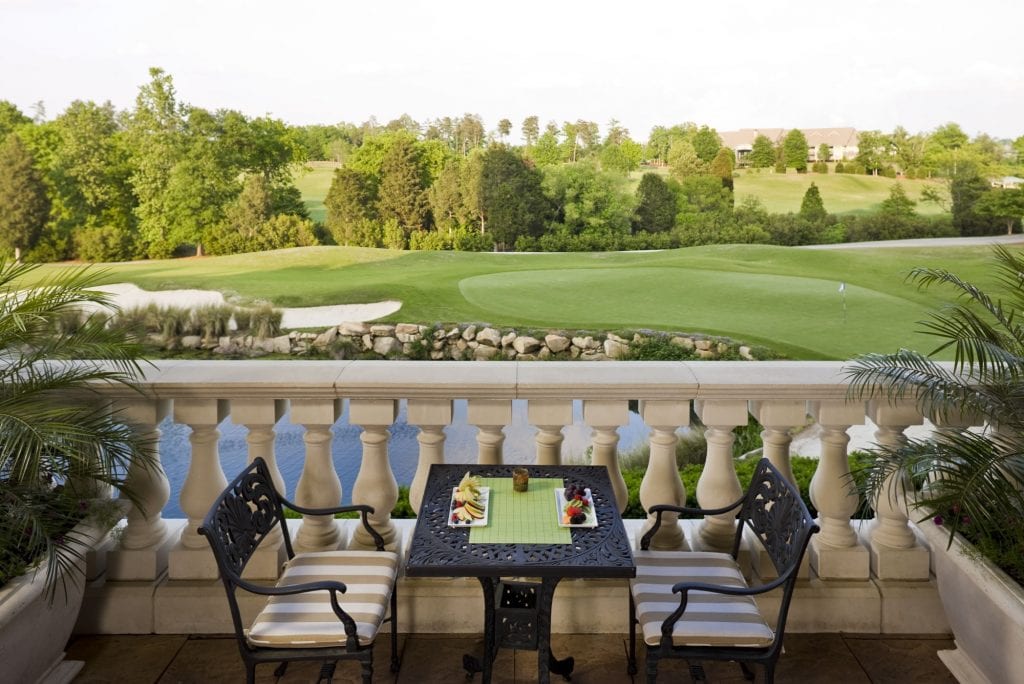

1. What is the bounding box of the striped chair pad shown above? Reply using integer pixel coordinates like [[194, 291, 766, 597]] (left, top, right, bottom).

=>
[[631, 550, 774, 648], [247, 550, 398, 649]]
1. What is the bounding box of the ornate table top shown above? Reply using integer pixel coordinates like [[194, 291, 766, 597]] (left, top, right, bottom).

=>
[[405, 464, 636, 579]]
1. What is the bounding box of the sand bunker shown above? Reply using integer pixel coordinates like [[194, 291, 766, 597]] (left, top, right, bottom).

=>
[[93, 283, 400, 329]]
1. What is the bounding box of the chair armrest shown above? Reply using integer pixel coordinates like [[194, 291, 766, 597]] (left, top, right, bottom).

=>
[[280, 497, 388, 551], [641, 496, 745, 550], [659, 576, 789, 639], [234, 576, 348, 597]]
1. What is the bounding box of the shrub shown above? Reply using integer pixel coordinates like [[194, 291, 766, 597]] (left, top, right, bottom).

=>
[[774, 162, 787, 174], [247, 304, 282, 339], [812, 161, 828, 174], [195, 305, 234, 340], [835, 161, 846, 173]]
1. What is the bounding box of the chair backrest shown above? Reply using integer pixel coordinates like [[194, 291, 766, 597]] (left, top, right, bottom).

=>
[[733, 458, 818, 579], [199, 458, 294, 585]]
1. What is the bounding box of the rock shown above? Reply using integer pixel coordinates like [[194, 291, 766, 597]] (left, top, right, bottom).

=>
[[180, 335, 202, 349], [456, 339, 468, 351], [477, 327, 502, 347], [272, 335, 292, 354], [513, 336, 541, 354], [633, 333, 647, 344], [445, 327, 461, 340], [544, 334, 570, 353], [461, 324, 477, 341], [717, 342, 730, 354], [433, 328, 447, 340], [402, 341, 422, 355], [339, 322, 370, 335], [517, 353, 537, 361], [418, 325, 431, 336], [473, 345, 499, 360], [395, 323, 419, 336], [449, 346, 465, 361], [314, 327, 339, 347], [432, 340, 444, 351], [572, 335, 599, 350], [581, 351, 607, 361], [396, 330, 421, 343], [538, 347, 552, 360], [570, 346, 581, 358], [503, 348, 517, 359], [501, 332, 517, 348], [671, 336, 694, 349], [219, 336, 232, 349], [373, 336, 399, 356], [370, 324, 396, 336], [257, 338, 275, 353], [430, 350, 446, 360], [740, 345, 754, 360], [697, 349, 716, 359], [468, 340, 479, 349], [604, 338, 629, 359], [694, 339, 713, 351], [362, 334, 373, 350], [606, 332, 629, 344]]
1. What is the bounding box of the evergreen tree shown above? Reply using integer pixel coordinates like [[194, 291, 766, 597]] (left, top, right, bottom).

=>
[[749, 134, 776, 169], [0, 134, 49, 261], [879, 183, 916, 217], [799, 182, 827, 223], [783, 129, 809, 172], [324, 167, 377, 245], [632, 173, 677, 233], [376, 137, 428, 234], [950, 164, 992, 236], [478, 147, 547, 248], [429, 158, 467, 232], [709, 147, 735, 191], [521, 116, 539, 147]]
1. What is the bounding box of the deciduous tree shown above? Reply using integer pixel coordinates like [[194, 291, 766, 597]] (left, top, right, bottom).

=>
[[782, 129, 808, 172], [975, 188, 1024, 235], [749, 134, 776, 169], [668, 140, 704, 180], [692, 125, 721, 163]]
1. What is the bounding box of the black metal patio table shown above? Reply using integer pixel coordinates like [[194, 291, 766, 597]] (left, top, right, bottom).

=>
[[405, 464, 636, 683]]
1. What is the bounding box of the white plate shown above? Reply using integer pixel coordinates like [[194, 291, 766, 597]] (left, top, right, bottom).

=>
[[555, 487, 597, 528], [448, 486, 490, 527]]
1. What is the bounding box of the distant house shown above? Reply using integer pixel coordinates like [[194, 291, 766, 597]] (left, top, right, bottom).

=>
[[719, 127, 860, 164], [992, 176, 1024, 189]]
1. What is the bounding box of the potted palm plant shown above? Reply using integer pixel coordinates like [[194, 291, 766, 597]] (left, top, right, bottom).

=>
[[0, 261, 153, 684], [845, 245, 1024, 684]]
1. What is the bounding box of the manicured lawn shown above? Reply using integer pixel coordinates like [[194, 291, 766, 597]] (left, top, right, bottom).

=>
[[292, 161, 341, 224], [30, 243, 1002, 360], [734, 170, 944, 215]]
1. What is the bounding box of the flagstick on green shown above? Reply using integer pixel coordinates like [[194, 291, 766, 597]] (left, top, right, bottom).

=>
[[839, 281, 847, 324]]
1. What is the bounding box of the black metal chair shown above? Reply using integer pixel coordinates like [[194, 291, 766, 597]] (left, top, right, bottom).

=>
[[628, 458, 819, 683], [199, 457, 400, 684]]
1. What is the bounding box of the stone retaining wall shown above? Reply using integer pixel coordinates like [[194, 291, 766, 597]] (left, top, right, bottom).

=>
[[165, 322, 763, 361]]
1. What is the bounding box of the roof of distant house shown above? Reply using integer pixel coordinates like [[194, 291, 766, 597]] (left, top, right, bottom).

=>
[[719, 127, 859, 150]]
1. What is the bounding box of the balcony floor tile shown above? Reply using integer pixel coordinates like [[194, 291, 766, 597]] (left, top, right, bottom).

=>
[[66, 632, 956, 683]]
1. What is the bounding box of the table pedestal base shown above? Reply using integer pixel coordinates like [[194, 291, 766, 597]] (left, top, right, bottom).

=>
[[464, 577, 575, 683]]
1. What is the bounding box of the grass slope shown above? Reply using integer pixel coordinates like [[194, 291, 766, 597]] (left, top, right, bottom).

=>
[[734, 171, 943, 215], [30, 244, 1001, 360], [293, 161, 341, 224]]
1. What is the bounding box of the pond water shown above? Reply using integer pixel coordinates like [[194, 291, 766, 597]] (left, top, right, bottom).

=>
[[160, 400, 658, 517]]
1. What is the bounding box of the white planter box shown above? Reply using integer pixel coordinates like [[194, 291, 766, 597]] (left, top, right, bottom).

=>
[[918, 520, 1024, 684], [0, 519, 106, 684]]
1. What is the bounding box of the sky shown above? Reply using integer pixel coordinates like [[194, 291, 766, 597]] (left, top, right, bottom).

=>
[[2, 0, 1023, 142]]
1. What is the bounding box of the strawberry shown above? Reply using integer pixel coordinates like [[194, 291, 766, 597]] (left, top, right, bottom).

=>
[[566, 505, 582, 518]]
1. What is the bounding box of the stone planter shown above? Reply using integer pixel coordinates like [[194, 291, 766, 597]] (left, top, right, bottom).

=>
[[0, 519, 106, 684], [918, 520, 1024, 684]]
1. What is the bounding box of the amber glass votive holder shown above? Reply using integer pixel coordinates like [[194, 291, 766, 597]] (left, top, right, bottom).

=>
[[512, 467, 529, 492]]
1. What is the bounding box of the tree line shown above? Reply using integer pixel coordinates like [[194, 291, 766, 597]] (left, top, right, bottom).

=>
[[1, 69, 1023, 262]]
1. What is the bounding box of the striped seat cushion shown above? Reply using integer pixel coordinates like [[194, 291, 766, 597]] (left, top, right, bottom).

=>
[[631, 550, 774, 648], [247, 550, 398, 649]]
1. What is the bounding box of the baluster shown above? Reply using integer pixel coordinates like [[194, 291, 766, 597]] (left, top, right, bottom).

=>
[[583, 400, 629, 512], [750, 400, 807, 483], [350, 399, 400, 550], [291, 398, 343, 552], [231, 398, 288, 578], [867, 401, 930, 580], [808, 401, 870, 580], [408, 399, 453, 513], [468, 399, 512, 465], [693, 401, 747, 552], [168, 399, 229, 580], [528, 400, 573, 465], [107, 398, 174, 581], [638, 400, 690, 550]]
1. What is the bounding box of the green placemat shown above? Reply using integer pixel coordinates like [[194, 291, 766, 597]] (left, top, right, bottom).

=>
[[469, 477, 572, 545]]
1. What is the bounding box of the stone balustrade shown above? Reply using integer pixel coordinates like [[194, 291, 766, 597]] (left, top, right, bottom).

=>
[[80, 360, 965, 636]]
